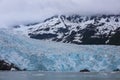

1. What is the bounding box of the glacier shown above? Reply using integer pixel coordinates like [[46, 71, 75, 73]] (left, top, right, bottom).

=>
[[0, 29, 120, 72]]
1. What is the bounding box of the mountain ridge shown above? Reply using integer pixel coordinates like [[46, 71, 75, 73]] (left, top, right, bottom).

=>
[[13, 14, 120, 45]]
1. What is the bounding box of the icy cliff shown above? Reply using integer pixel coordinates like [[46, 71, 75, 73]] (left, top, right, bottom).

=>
[[0, 29, 120, 72]]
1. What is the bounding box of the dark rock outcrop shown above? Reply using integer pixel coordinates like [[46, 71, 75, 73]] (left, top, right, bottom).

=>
[[113, 69, 120, 72], [80, 69, 90, 72], [0, 60, 21, 71], [109, 28, 120, 45]]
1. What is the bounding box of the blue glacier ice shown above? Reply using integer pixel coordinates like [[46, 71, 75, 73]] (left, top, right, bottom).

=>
[[0, 29, 120, 72]]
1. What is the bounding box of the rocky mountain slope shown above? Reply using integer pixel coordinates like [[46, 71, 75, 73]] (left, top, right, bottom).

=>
[[13, 14, 120, 45]]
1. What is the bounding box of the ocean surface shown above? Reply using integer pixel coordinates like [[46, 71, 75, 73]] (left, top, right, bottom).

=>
[[0, 72, 120, 80]]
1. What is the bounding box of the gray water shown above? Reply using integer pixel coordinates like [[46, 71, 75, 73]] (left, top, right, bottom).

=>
[[0, 72, 120, 80]]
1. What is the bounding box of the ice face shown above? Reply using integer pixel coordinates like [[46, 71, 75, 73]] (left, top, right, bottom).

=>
[[0, 29, 120, 72]]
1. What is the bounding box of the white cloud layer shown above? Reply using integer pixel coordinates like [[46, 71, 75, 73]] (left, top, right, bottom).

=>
[[0, 0, 120, 27]]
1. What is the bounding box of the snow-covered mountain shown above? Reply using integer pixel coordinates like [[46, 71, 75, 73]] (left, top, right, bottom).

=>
[[13, 14, 120, 45], [0, 29, 120, 71], [1, 14, 120, 71]]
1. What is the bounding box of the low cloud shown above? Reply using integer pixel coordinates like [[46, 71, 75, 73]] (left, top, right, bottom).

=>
[[0, 0, 120, 27]]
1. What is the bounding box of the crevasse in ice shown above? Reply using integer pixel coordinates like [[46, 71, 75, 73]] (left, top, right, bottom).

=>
[[0, 29, 120, 72]]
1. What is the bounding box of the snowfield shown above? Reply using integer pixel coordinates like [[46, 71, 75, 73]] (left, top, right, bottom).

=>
[[0, 29, 120, 72]]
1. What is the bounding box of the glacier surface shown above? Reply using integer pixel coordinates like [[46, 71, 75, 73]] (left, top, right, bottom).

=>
[[0, 29, 120, 72]]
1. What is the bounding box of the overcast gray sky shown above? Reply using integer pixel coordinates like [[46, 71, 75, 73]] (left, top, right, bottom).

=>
[[0, 0, 120, 27]]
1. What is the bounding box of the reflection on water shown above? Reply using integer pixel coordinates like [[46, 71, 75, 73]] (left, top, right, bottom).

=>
[[0, 72, 120, 80]]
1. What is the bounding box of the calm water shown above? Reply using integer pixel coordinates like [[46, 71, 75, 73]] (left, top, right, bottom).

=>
[[0, 72, 120, 80]]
